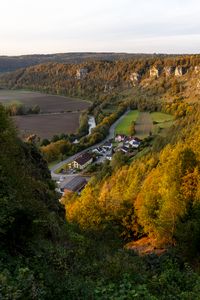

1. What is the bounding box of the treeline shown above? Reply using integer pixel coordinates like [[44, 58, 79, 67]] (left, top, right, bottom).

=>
[[5, 101, 40, 116]]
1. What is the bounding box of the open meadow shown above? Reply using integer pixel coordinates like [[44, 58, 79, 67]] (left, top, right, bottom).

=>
[[115, 110, 139, 135], [115, 110, 174, 139]]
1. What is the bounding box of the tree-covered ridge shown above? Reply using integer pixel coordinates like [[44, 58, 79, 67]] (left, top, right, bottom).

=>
[[0, 52, 162, 72], [0, 105, 61, 252], [1, 54, 200, 102]]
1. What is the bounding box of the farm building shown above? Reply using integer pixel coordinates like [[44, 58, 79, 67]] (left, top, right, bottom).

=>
[[69, 152, 93, 170], [61, 176, 87, 194]]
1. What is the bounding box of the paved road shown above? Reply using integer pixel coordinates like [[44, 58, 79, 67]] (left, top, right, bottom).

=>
[[50, 110, 129, 179]]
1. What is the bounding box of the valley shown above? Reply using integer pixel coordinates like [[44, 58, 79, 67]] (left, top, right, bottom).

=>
[[1, 53, 200, 300]]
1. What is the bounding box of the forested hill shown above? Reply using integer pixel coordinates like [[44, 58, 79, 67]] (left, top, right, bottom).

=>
[[1, 54, 200, 103], [0, 52, 160, 73]]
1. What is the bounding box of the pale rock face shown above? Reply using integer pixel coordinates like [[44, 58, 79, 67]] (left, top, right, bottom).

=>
[[195, 66, 200, 74], [164, 66, 174, 76], [150, 66, 160, 78], [76, 68, 88, 79], [197, 79, 200, 90], [175, 66, 183, 77], [130, 72, 140, 82]]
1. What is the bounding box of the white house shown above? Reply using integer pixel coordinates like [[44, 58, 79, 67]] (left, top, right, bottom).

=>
[[69, 153, 93, 170]]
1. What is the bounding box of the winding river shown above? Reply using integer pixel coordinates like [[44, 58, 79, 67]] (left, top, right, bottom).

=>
[[88, 115, 96, 135]]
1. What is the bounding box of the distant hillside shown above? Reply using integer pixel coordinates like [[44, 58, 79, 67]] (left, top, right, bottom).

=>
[[1, 54, 200, 103], [0, 52, 145, 73], [0, 52, 177, 73]]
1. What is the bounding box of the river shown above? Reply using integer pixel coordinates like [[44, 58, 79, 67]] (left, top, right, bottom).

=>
[[88, 115, 96, 135]]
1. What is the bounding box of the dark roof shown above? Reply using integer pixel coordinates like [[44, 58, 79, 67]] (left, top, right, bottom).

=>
[[74, 152, 93, 166], [133, 137, 142, 142], [121, 146, 129, 151], [63, 176, 87, 192], [103, 142, 112, 147]]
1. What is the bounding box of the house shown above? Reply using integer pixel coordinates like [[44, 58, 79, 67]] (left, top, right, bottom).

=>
[[120, 146, 129, 153], [129, 138, 140, 148], [61, 176, 87, 194], [69, 152, 93, 170], [72, 139, 79, 144], [133, 137, 142, 143], [106, 155, 112, 161], [102, 142, 112, 150], [92, 148, 101, 154], [115, 134, 127, 142]]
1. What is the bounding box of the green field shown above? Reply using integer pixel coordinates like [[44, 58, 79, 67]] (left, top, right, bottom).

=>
[[150, 112, 174, 123], [151, 112, 174, 133], [115, 110, 174, 139], [115, 110, 139, 135]]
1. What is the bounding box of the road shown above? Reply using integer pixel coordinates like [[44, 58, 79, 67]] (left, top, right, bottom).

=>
[[50, 110, 129, 179]]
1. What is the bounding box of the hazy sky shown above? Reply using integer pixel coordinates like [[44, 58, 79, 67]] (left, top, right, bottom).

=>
[[1, 0, 200, 55]]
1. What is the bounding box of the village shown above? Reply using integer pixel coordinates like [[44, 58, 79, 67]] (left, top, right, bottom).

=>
[[56, 134, 142, 196]]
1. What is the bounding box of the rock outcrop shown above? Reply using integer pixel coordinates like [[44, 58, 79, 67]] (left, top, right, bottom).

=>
[[76, 68, 88, 79], [197, 79, 200, 90], [130, 72, 140, 85], [150, 66, 161, 78], [175, 66, 187, 77], [164, 66, 175, 76], [195, 66, 200, 74]]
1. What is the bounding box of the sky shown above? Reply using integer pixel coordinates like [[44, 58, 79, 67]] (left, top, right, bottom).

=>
[[1, 0, 200, 55]]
